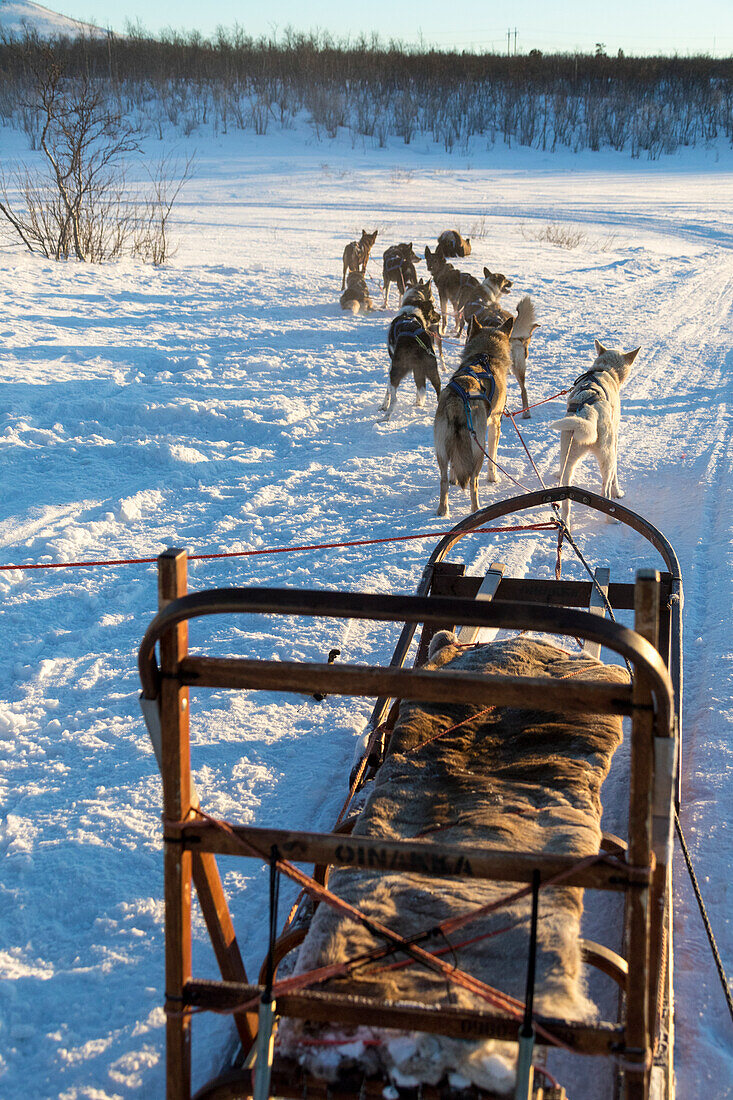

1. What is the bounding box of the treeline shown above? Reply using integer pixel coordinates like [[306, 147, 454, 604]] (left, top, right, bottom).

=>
[[1, 29, 731, 158]]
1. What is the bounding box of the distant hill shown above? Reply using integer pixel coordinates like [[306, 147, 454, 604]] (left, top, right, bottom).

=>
[[0, 0, 107, 38]]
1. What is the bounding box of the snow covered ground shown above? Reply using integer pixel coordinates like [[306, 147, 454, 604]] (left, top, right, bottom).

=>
[[1, 120, 731, 1098]]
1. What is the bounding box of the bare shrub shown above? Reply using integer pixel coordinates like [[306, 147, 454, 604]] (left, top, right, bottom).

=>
[[522, 223, 588, 249], [0, 40, 191, 263], [133, 154, 194, 265], [0, 41, 139, 259], [469, 213, 490, 239]]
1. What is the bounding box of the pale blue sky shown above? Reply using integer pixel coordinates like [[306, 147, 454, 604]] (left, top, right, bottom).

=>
[[57, 0, 731, 55]]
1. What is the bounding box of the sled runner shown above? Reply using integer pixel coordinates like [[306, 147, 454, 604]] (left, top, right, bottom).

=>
[[138, 486, 681, 1100]]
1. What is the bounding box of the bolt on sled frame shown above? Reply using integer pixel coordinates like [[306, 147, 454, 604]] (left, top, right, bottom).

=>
[[138, 487, 681, 1100]]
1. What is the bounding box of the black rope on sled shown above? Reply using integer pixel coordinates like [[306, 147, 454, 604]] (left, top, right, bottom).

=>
[[555, 514, 634, 677], [675, 810, 733, 1025], [264, 845, 281, 1002], [522, 870, 541, 1037]]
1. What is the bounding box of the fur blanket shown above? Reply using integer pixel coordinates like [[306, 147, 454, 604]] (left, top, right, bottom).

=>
[[278, 637, 628, 1093]]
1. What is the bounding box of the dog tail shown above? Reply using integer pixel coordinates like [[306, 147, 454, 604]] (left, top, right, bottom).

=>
[[511, 296, 536, 339], [435, 412, 476, 489], [550, 413, 598, 444], [341, 299, 360, 314]]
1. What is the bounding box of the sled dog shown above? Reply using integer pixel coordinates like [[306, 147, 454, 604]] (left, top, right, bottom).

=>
[[424, 245, 479, 332], [433, 315, 514, 516], [399, 279, 444, 364], [380, 290, 442, 421], [462, 295, 539, 417], [341, 229, 378, 290], [382, 243, 421, 307], [437, 229, 472, 257], [340, 271, 374, 313], [551, 340, 641, 526], [455, 268, 513, 335]]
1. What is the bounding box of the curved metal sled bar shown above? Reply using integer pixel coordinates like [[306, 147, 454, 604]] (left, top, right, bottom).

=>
[[139, 587, 673, 737]]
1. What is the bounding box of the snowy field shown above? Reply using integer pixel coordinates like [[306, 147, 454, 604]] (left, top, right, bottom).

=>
[[1, 121, 732, 1098]]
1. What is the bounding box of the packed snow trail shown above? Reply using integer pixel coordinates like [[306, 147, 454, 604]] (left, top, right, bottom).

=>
[[0, 126, 731, 1098]]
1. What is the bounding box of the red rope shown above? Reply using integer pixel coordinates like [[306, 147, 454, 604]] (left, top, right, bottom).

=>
[[504, 387, 570, 419], [505, 412, 548, 491], [0, 523, 557, 573], [175, 805, 573, 1048], [469, 430, 535, 494]]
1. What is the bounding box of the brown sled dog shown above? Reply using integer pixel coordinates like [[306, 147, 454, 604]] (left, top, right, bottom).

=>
[[437, 229, 472, 257], [341, 229, 378, 289], [340, 272, 374, 313], [434, 315, 513, 516], [455, 267, 513, 335], [382, 242, 421, 307], [380, 289, 442, 421], [424, 245, 479, 332], [462, 292, 539, 417]]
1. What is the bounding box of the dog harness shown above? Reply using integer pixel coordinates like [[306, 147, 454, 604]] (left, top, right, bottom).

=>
[[385, 254, 408, 273], [568, 369, 613, 411], [447, 360, 496, 434], [388, 314, 436, 360]]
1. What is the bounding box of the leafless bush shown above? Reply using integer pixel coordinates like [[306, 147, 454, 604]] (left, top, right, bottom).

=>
[[522, 223, 588, 249], [0, 40, 191, 263], [132, 154, 194, 264], [469, 213, 490, 239]]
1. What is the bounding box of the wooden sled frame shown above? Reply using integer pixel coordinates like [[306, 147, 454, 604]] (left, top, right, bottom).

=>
[[137, 488, 681, 1100]]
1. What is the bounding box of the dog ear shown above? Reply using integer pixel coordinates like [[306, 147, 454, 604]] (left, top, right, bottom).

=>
[[594, 339, 608, 356], [500, 316, 514, 336], [483, 267, 492, 278], [424, 245, 431, 259], [623, 346, 641, 365], [530, 323, 540, 335], [467, 316, 483, 338]]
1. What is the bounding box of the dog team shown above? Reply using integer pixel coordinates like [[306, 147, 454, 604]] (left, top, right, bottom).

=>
[[340, 227, 640, 523]]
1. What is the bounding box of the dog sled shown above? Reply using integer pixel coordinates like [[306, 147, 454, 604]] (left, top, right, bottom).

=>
[[138, 486, 682, 1100]]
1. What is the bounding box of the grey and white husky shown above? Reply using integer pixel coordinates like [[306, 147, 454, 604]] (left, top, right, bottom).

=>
[[551, 340, 640, 526]]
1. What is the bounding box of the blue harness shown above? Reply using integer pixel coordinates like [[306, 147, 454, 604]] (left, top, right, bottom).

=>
[[448, 358, 496, 434], [389, 314, 436, 359], [385, 254, 407, 273]]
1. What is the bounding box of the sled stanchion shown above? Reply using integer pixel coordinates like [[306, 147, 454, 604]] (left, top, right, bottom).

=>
[[514, 869, 540, 1100], [159, 549, 193, 1100], [623, 570, 661, 1100], [253, 848, 279, 1100]]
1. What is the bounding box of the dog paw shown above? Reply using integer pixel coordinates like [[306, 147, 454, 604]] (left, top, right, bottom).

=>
[[436, 506, 449, 517], [522, 411, 531, 420], [614, 488, 625, 498]]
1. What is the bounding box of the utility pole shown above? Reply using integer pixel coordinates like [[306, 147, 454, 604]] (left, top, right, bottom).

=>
[[507, 28, 511, 57], [514, 27, 518, 55]]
